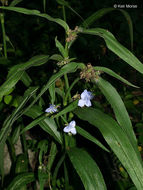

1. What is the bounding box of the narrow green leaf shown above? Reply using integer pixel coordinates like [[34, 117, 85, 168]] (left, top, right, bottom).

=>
[[94, 66, 138, 88], [0, 87, 38, 146], [0, 70, 24, 100], [20, 114, 47, 134], [55, 37, 67, 58], [97, 77, 138, 153], [47, 142, 57, 171], [38, 168, 48, 190], [4, 87, 14, 95], [22, 62, 85, 115], [68, 147, 107, 190], [15, 154, 28, 174], [24, 106, 62, 144], [52, 154, 65, 189], [8, 55, 49, 78], [0, 6, 69, 31], [77, 126, 109, 152], [49, 82, 55, 104], [64, 77, 80, 103], [74, 107, 143, 190], [7, 172, 35, 190], [4, 95, 13, 104], [53, 100, 78, 119], [55, 88, 65, 98], [11, 125, 21, 144], [82, 8, 133, 50], [20, 71, 32, 87], [0, 55, 49, 100], [80, 28, 143, 74], [50, 54, 63, 62], [9, 0, 23, 7], [38, 140, 48, 164]]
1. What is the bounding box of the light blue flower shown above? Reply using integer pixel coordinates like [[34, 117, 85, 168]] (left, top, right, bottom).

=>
[[45, 104, 58, 113], [78, 89, 93, 107], [63, 120, 77, 135]]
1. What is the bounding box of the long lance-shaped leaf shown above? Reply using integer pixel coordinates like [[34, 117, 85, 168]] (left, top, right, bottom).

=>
[[68, 147, 107, 190], [79, 28, 143, 74], [0, 87, 38, 186], [97, 77, 141, 159], [53, 100, 78, 119], [94, 66, 138, 88], [0, 87, 38, 146], [0, 55, 49, 100], [7, 172, 35, 190], [82, 8, 133, 50], [24, 105, 62, 144], [76, 126, 109, 152], [9, 0, 23, 7], [21, 62, 85, 116], [47, 142, 57, 171], [74, 107, 143, 190], [0, 6, 69, 31], [20, 114, 47, 134]]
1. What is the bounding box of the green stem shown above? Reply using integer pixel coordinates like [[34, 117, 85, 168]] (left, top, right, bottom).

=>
[[60, 116, 69, 149], [64, 77, 80, 105], [52, 153, 65, 190], [20, 125, 28, 155], [64, 73, 72, 106], [7, 137, 16, 163], [0, 13, 7, 58], [43, 0, 46, 13], [64, 162, 69, 190], [62, 5, 66, 22], [60, 115, 68, 124]]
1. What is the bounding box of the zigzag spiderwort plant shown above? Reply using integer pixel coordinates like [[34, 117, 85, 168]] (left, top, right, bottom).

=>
[[0, 2, 143, 190]]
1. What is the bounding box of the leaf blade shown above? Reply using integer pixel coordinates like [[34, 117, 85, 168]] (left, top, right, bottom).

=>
[[68, 147, 107, 190], [94, 66, 138, 88], [80, 28, 143, 74], [0, 6, 69, 30], [74, 107, 143, 190]]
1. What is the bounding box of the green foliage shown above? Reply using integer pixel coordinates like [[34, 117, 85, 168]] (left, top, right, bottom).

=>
[[0, 2, 142, 190], [68, 148, 107, 190], [7, 172, 35, 190], [74, 107, 143, 189]]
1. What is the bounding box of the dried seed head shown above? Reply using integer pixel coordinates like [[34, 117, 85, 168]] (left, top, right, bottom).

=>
[[80, 63, 103, 83], [0, 0, 8, 5], [80, 63, 96, 82]]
